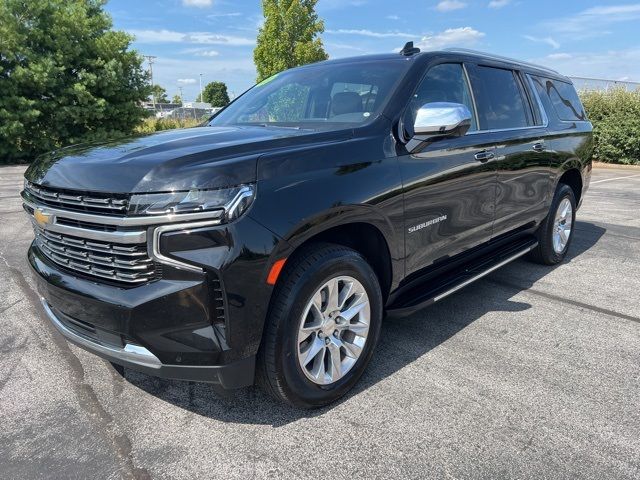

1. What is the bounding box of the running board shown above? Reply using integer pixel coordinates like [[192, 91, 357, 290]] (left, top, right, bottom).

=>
[[386, 237, 538, 317]]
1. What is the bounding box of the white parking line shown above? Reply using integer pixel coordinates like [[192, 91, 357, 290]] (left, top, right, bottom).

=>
[[590, 173, 640, 185]]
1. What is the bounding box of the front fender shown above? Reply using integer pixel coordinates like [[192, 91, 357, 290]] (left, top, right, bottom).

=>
[[250, 154, 405, 290]]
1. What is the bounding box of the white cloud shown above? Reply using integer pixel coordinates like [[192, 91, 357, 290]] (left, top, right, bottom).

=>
[[386, 14, 400, 20], [532, 48, 640, 82], [128, 29, 254, 46], [326, 29, 414, 39], [207, 12, 242, 18], [523, 35, 560, 49], [177, 78, 197, 85], [416, 27, 485, 50], [435, 0, 467, 12], [197, 50, 220, 57], [545, 3, 640, 36], [546, 53, 572, 60], [324, 42, 369, 54], [182, 0, 213, 7], [488, 0, 510, 8], [582, 4, 640, 16]]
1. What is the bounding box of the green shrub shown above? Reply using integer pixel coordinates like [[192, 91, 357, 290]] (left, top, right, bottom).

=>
[[580, 89, 640, 165], [0, 0, 150, 165], [134, 117, 201, 134]]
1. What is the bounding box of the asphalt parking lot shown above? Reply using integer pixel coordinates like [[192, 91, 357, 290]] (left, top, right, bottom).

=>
[[1, 165, 639, 479]]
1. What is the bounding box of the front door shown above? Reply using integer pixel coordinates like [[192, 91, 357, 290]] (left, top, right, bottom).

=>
[[398, 63, 497, 277]]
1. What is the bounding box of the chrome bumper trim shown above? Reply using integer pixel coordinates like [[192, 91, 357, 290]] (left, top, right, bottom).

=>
[[41, 298, 162, 369], [22, 193, 224, 226]]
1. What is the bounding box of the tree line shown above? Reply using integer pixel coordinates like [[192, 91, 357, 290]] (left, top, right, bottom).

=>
[[0, 0, 327, 164]]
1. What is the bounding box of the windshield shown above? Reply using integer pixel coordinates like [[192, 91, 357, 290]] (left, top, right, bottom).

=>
[[209, 59, 409, 128]]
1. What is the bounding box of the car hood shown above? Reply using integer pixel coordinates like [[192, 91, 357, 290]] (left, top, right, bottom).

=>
[[25, 125, 341, 194]]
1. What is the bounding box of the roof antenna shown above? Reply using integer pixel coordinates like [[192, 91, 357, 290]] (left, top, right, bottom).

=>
[[399, 41, 420, 56]]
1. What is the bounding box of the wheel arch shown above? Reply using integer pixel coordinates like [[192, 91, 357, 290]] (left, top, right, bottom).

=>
[[266, 207, 400, 304], [556, 164, 583, 205]]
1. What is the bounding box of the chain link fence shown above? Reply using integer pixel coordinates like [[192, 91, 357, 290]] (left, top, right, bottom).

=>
[[142, 102, 221, 121], [569, 76, 640, 92]]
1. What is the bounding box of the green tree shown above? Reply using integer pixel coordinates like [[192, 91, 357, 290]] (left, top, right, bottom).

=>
[[0, 0, 150, 164], [197, 81, 230, 107], [253, 0, 328, 83], [150, 84, 169, 103], [171, 94, 182, 105]]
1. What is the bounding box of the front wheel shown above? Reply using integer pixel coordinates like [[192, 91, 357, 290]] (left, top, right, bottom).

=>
[[257, 243, 383, 408], [529, 183, 577, 265]]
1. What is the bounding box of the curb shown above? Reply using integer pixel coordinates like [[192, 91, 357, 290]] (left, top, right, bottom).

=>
[[593, 161, 640, 170]]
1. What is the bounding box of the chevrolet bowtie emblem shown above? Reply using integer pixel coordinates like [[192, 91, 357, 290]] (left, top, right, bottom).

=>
[[34, 208, 53, 227]]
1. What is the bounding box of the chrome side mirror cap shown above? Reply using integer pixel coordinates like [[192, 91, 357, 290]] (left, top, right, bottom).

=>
[[414, 102, 472, 137]]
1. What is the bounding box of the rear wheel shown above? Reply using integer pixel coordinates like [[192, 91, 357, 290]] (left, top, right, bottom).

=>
[[529, 183, 576, 265], [257, 243, 383, 408]]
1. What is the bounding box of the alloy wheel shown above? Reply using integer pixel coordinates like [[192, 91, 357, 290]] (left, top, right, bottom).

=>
[[552, 197, 573, 253], [296, 276, 370, 385]]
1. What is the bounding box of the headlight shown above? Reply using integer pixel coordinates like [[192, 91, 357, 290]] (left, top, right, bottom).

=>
[[129, 184, 255, 221]]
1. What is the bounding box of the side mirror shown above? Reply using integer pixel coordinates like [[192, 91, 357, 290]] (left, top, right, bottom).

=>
[[414, 102, 472, 137]]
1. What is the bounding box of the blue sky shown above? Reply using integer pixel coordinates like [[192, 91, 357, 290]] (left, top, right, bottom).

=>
[[105, 0, 640, 101]]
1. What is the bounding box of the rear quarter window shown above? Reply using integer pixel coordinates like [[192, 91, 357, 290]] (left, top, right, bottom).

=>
[[532, 76, 587, 122]]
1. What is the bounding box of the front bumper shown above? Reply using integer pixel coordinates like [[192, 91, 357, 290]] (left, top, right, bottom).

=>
[[41, 297, 255, 387], [28, 212, 284, 389]]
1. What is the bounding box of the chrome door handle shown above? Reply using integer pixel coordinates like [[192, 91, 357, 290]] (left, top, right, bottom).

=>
[[532, 142, 546, 152], [474, 150, 495, 162]]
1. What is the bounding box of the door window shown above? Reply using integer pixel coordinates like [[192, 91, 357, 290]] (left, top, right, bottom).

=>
[[412, 63, 477, 131], [468, 66, 532, 130]]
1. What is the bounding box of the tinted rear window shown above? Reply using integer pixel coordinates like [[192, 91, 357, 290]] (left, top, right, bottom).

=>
[[468, 66, 531, 130], [532, 76, 587, 121]]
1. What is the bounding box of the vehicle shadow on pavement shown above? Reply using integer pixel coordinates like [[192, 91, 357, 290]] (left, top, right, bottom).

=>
[[119, 221, 605, 426]]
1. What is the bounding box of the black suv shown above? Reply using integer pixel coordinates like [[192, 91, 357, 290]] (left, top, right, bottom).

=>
[[23, 46, 592, 407]]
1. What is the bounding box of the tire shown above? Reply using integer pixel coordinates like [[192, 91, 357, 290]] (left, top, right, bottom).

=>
[[528, 183, 577, 265], [257, 243, 383, 408]]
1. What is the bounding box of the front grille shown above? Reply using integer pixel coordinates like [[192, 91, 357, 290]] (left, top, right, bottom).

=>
[[25, 181, 128, 215], [34, 225, 158, 285]]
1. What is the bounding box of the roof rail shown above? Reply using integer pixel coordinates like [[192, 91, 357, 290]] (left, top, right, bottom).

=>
[[442, 48, 560, 76]]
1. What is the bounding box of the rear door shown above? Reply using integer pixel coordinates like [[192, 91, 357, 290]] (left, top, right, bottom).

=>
[[466, 64, 553, 237], [399, 63, 497, 276]]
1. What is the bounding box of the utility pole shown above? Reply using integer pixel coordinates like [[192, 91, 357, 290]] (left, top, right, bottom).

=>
[[199, 73, 203, 103], [143, 55, 157, 108], [178, 86, 184, 105]]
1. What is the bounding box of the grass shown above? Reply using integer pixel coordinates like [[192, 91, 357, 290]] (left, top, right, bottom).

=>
[[134, 117, 202, 134]]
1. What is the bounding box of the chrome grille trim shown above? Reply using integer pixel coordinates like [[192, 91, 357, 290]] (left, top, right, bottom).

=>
[[26, 215, 146, 244], [34, 225, 157, 284], [25, 181, 128, 214], [22, 193, 224, 226]]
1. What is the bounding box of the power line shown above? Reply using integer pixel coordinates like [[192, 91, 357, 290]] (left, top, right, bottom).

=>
[[143, 55, 157, 107], [143, 55, 157, 85]]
